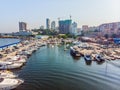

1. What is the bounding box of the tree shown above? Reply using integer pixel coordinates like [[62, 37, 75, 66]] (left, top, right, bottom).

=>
[[57, 35, 61, 39], [37, 32, 41, 35], [49, 36, 52, 38], [73, 35, 77, 39], [62, 35, 67, 39], [66, 34, 72, 38]]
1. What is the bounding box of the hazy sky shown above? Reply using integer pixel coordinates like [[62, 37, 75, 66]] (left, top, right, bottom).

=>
[[0, 0, 120, 33]]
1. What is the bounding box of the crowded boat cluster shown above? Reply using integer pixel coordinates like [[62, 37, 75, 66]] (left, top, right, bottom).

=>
[[70, 41, 120, 63], [0, 37, 120, 89], [0, 39, 46, 90]]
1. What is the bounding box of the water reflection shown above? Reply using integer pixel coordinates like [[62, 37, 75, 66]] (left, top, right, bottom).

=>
[[14, 46, 120, 90], [71, 56, 80, 60], [96, 60, 105, 65], [84, 59, 92, 65]]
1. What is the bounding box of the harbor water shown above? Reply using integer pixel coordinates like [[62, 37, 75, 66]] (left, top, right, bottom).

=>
[[0, 38, 20, 49], [13, 45, 120, 90]]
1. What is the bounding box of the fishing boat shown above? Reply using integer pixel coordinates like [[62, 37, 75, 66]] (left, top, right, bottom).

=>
[[70, 47, 81, 57], [95, 54, 105, 62], [13, 55, 27, 63], [73, 41, 81, 45], [0, 62, 23, 70], [84, 54, 92, 65], [0, 78, 24, 90], [51, 45, 54, 48], [22, 50, 32, 57], [84, 54, 92, 61], [0, 70, 18, 78], [5, 57, 26, 64]]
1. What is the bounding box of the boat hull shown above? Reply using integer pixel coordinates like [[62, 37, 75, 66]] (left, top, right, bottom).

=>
[[70, 47, 81, 57]]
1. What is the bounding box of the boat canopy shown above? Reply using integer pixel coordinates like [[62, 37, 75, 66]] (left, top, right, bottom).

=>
[[113, 38, 120, 44]]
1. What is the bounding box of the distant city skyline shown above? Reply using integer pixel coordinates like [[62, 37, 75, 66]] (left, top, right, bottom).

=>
[[0, 0, 120, 33]]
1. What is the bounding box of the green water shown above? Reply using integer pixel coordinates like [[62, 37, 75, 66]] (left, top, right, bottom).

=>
[[15, 45, 120, 90]]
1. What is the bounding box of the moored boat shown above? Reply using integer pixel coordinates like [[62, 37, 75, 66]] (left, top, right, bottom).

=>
[[84, 54, 92, 65], [95, 54, 105, 62], [84, 54, 92, 61], [0, 62, 23, 70], [0, 78, 24, 90], [70, 47, 81, 57], [0, 70, 18, 78]]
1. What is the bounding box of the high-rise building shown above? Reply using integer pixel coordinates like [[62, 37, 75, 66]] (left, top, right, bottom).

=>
[[59, 19, 72, 34], [99, 22, 120, 35], [51, 21, 56, 30], [82, 25, 89, 31], [40, 25, 44, 29], [19, 22, 27, 32], [70, 22, 77, 35], [46, 18, 50, 29]]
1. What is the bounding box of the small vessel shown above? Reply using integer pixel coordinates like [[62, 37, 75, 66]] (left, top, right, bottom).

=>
[[84, 54, 92, 61], [0, 70, 18, 78], [22, 50, 32, 57], [6, 56, 27, 64], [70, 47, 81, 57], [84, 54, 92, 65], [0, 78, 24, 90], [95, 54, 105, 62], [0, 62, 23, 70], [51, 45, 54, 48], [73, 41, 81, 45]]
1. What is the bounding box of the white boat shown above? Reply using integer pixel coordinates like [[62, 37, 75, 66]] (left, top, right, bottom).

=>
[[70, 47, 81, 57], [51, 45, 54, 48], [84, 54, 92, 65], [84, 54, 92, 61], [14, 58, 26, 63], [73, 41, 81, 45], [0, 62, 23, 70], [6, 57, 27, 64], [5, 55, 27, 63], [22, 50, 32, 56], [95, 54, 104, 62], [0, 70, 18, 78], [5, 55, 26, 63], [0, 61, 13, 65], [0, 78, 24, 90]]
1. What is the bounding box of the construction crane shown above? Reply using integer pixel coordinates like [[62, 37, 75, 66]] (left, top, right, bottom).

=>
[[70, 15, 72, 20], [58, 17, 60, 21], [57, 17, 64, 21]]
